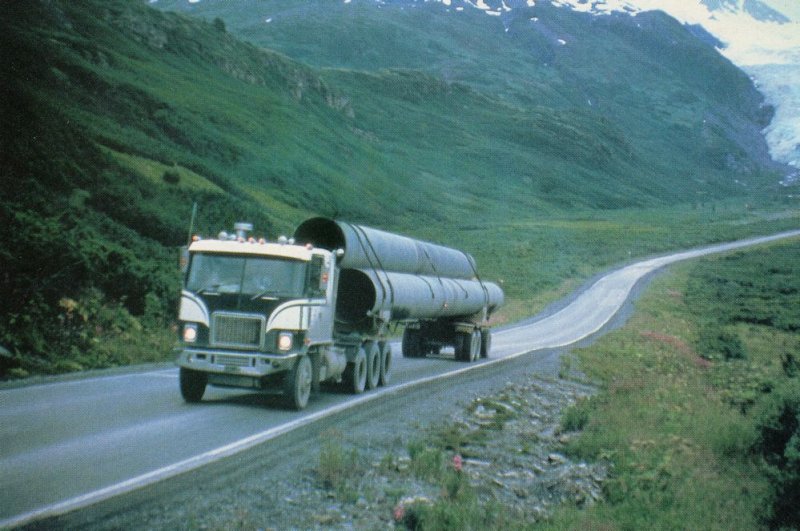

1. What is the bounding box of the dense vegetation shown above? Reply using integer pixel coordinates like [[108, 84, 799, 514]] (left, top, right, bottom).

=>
[[546, 240, 800, 529], [0, 0, 796, 378]]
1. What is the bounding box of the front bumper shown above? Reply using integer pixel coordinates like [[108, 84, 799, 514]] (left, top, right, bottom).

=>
[[175, 347, 300, 379]]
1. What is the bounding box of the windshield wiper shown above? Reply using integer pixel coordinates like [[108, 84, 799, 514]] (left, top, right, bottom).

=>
[[251, 289, 281, 301], [195, 283, 221, 295]]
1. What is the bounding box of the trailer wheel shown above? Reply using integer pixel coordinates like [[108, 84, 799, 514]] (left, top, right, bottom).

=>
[[364, 341, 381, 390], [402, 328, 423, 358], [179, 367, 207, 403], [283, 355, 312, 410], [480, 329, 492, 358], [469, 329, 481, 362], [344, 347, 367, 394], [455, 330, 481, 362], [454, 332, 470, 362], [378, 341, 392, 386]]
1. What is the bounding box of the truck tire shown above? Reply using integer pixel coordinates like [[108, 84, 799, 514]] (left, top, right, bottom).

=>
[[402, 328, 423, 358], [378, 341, 392, 386], [179, 367, 207, 403], [344, 347, 367, 394], [480, 329, 492, 358], [469, 329, 481, 362], [455, 330, 480, 362], [364, 341, 381, 390], [455, 332, 470, 362], [283, 355, 312, 410]]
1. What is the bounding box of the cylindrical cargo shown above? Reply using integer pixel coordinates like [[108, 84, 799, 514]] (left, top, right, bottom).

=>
[[294, 217, 477, 280], [295, 217, 503, 331], [336, 269, 504, 330]]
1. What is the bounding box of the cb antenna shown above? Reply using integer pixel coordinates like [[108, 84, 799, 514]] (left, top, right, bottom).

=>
[[187, 202, 198, 245]]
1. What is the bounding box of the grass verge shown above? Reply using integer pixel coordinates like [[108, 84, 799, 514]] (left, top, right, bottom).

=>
[[544, 238, 800, 530]]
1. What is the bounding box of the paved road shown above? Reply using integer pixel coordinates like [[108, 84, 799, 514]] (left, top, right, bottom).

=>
[[2, 229, 798, 528]]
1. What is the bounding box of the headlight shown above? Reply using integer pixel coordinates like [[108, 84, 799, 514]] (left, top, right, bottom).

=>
[[277, 332, 293, 351], [183, 323, 198, 343]]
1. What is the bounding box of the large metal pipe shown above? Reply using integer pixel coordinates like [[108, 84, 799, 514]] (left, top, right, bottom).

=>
[[294, 217, 478, 280], [336, 269, 504, 330]]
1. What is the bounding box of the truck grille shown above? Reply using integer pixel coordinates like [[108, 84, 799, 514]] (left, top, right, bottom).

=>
[[214, 354, 253, 368], [211, 312, 264, 350]]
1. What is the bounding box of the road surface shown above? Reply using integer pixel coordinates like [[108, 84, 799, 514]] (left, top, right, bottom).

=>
[[1, 229, 798, 528]]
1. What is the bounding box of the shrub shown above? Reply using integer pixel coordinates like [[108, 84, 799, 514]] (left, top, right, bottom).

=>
[[697, 326, 746, 361], [751, 383, 800, 528], [162, 168, 180, 184], [317, 432, 358, 491], [561, 397, 591, 433]]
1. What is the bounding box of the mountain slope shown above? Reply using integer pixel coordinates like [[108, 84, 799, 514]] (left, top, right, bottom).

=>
[[156, 0, 783, 185], [0, 0, 787, 376]]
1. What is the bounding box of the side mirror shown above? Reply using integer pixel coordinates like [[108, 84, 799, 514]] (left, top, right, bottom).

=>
[[307, 255, 328, 298]]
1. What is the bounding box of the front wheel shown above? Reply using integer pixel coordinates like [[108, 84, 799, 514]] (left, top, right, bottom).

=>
[[284, 355, 313, 410], [179, 367, 207, 403]]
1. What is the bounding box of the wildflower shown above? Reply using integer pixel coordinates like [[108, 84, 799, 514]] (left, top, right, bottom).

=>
[[393, 503, 405, 522], [453, 453, 463, 472]]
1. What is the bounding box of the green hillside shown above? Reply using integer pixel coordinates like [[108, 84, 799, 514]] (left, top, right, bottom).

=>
[[0, 0, 794, 378]]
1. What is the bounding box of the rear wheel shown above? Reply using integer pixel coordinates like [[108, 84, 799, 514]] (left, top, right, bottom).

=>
[[455, 330, 481, 362], [179, 367, 207, 403], [283, 355, 312, 410], [469, 329, 481, 362], [402, 328, 423, 358], [364, 341, 381, 390], [378, 341, 392, 386], [455, 332, 470, 362], [344, 347, 367, 394], [480, 329, 492, 358]]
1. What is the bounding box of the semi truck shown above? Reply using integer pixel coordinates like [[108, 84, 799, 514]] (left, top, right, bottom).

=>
[[175, 217, 504, 410]]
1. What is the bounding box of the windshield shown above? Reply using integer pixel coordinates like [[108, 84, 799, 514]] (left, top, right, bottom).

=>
[[186, 253, 308, 298]]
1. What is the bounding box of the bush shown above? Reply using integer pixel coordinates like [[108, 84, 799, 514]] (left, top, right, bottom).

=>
[[162, 168, 180, 184], [561, 398, 591, 433], [697, 326, 746, 361], [751, 383, 800, 528], [317, 432, 359, 493]]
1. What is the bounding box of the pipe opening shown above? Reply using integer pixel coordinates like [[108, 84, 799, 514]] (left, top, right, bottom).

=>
[[336, 269, 377, 325], [294, 217, 346, 251]]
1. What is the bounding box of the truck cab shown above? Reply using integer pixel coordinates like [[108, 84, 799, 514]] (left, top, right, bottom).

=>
[[176, 228, 338, 410]]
